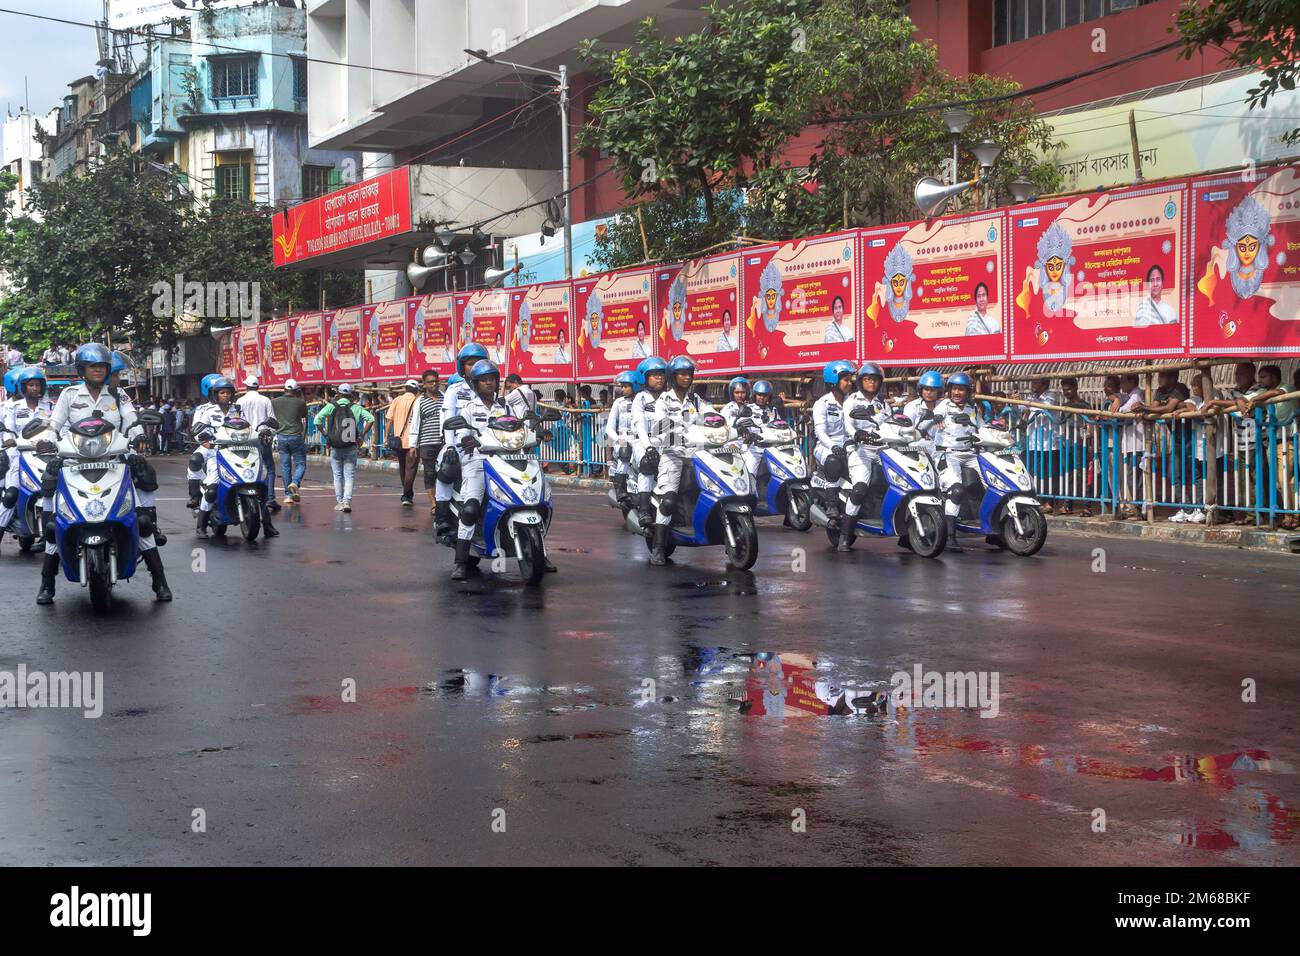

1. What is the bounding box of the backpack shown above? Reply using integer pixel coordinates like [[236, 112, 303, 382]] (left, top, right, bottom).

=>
[[325, 401, 359, 449]]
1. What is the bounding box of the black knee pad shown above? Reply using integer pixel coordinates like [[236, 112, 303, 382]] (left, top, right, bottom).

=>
[[204, 486, 217, 504], [131, 459, 159, 492], [43, 517, 55, 543], [849, 482, 869, 506], [189, 451, 205, 473], [1, 486, 17, 508], [639, 448, 659, 476], [459, 498, 482, 527], [944, 486, 964, 504], [136, 509, 155, 538], [821, 454, 845, 483], [438, 453, 461, 484], [659, 492, 678, 516]]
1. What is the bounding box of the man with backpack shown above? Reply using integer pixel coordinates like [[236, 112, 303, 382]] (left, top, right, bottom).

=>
[[313, 383, 375, 512]]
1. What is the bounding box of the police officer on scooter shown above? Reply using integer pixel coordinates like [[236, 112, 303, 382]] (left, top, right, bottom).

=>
[[448, 360, 509, 581], [38, 344, 171, 604], [813, 360, 857, 551], [920, 371, 983, 552], [0, 367, 54, 546], [605, 370, 639, 509], [631, 357, 668, 528], [841, 362, 889, 538], [433, 344, 489, 542], [648, 356, 713, 566]]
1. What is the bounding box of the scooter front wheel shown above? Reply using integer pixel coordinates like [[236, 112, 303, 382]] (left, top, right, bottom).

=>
[[516, 525, 547, 585], [725, 512, 759, 571], [240, 508, 261, 542], [785, 490, 812, 531], [86, 544, 113, 614], [1002, 505, 1047, 557], [907, 506, 947, 558]]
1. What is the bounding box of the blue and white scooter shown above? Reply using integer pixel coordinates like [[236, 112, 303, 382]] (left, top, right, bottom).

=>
[[440, 410, 558, 584], [5, 418, 58, 553], [951, 419, 1048, 556], [808, 408, 948, 557], [208, 414, 272, 542], [636, 413, 760, 570], [746, 413, 814, 530], [51, 413, 161, 612]]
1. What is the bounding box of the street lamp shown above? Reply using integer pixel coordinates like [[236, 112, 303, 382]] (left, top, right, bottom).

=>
[[940, 108, 973, 184], [465, 48, 572, 280], [1008, 177, 1035, 203]]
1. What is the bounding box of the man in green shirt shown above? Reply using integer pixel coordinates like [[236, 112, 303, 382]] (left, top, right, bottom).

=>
[[271, 378, 310, 503], [313, 383, 375, 513]]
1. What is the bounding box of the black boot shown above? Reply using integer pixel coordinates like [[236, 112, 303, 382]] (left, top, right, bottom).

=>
[[945, 516, 963, 552], [142, 547, 172, 601], [36, 552, 58, 605], [613, 474, 628, 504], [451, 537, 471, 580], [260, 505, 280, 537], [649, 524, 668, 566], [195, 509, 209, 538], [187, 479, 201, 509], [434, 502, 453, 543], [636, 492, 654, 528], [836, 519, 855, 552]]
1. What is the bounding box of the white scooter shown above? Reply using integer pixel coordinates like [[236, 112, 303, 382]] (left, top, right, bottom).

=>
[[441, 410, 559, 584], [746, 414, 813, 530], [4, 418, 58, 553], [952, 420, 1048, 556]]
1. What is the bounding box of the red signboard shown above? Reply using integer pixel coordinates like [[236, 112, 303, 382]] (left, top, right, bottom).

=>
[[741, 231, 859, 372], [654, 254, 744, 374], [860, 210, 1008, 365], [574, 267, 655, 379], [325, 305, 370, 381], [509, 281, 574, 382], [260, 317, 292, 387], [454, 290, 511, 372], [364, 297, 417, 379], [218, 329, 237, 379], [272, 167, 412, 267], [1008, 182, 1189, 361], [238, 324, 262, 384], [292, 311, 326, 385], [408, 293, 456, 378], [1190, 165, 1300, 356]]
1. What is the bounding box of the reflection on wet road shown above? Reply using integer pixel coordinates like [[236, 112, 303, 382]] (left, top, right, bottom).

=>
[[1, 460, 1296, 865]]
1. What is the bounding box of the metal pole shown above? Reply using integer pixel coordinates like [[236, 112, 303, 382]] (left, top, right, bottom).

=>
[[559, 64, 573, 280]]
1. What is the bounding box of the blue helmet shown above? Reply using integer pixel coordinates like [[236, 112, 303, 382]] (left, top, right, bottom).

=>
[[469, 359, 500, 385], [456, 343, 489, 370], [110, 350, 129, 375], [727, 376, 751, 396], [210, 376, 235, 398], [856, 362, 884, 382], [918, 370, 945, 390], [667, 355, 696, 375], [614, 370, 638, 392], [946, 371, 973, 391], [636, 356, 668, 389], [74, 343, 112, 377], [448, 373, 463, 386], [752, 380, 774, 396], [3, 369, 19, 396], [200, 373, 223, 397], [16, 366, 48, 397], [823, 360, 856, 386]]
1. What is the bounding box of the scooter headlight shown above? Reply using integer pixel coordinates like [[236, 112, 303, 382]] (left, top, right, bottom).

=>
[[984, 469, 1013, 493], [886, 467, 912, 491], [697, 472, 723, 496], [58, 493, 76, 521], [71, 433, 109, 459], [114, 488, 136, 518], [492, 427, 527, 451], [20, 470, 40, 493], [227, 429, 251, 443]]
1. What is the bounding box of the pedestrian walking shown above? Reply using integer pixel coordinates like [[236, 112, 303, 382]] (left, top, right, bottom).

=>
[[406, 369, 445, 516], [272, 379, 310, 503], [386, 379, 421, 506], [313, 383, 374, 513]]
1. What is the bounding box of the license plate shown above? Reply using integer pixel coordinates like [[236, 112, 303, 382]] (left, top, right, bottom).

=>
[[64, 462, 117, 473]]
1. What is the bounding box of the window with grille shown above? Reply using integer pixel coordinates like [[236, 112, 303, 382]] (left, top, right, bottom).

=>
[[301, 165, 333, 199], [211, 56, 259, 99], [292, 56, 307, 101], [215, 153, 252, 201], [992, 0, 1155, 46]]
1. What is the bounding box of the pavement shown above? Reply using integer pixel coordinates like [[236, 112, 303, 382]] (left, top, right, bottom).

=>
[[1, 457, 1297, 865]]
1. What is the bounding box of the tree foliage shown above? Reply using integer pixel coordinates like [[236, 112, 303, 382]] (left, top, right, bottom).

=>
[[582, 0, 1064, 270]]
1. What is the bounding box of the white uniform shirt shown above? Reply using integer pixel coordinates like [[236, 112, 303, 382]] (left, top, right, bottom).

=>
[[4, 396, 54, 440], [449, 393, 508, 454], [925, 398, 983, 452], [651, 389, 713, 448], [812, 392, 848, 458], [606, 395, 637, 446], [631, 390, 662, 446], [439, 380, 474, 434], [48, 383, 140, 439]]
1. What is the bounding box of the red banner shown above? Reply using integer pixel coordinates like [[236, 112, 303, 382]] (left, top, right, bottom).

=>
[[260, 317, 292, 387], [272, 168, 412, 267], [325, 305, 369, 381], [237, 324, 262, 384], [408, 293, 456, 378], [741, 232, 859, 372], [364, 297, 416, 379], [654, 254, 744, 374], [574, 268, 655, 379], [1190, 165, 1300, 356], [218, 329, 237, 379], [860, 210, 1008, 365], [1008, 182, 1189, 361], [509, 281, 574, 382], [292, 311, 326, 385], [454, 290, 511, 372]]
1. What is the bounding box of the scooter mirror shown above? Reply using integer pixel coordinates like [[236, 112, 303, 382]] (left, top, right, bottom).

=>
[[849, 407, 873, 420], [21, 419, 49, 439], [442, 415, 470, 431], [734, 418, 754, 431], [137, 410, 164, 427], [540, 410, 562, 423]]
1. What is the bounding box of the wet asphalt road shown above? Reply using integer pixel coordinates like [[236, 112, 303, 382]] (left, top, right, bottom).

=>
[[1, 457, 1297, 866]]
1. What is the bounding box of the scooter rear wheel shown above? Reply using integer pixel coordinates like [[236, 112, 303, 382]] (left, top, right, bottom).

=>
[[907, 507, 947, 558], [825, 522, 853, 549], [785, 491, 812, 531], [86, 545, 113, 614], [516, 525, 547, 585], [725, 512, 759, 571], [1001, 506, 1047, 557]]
